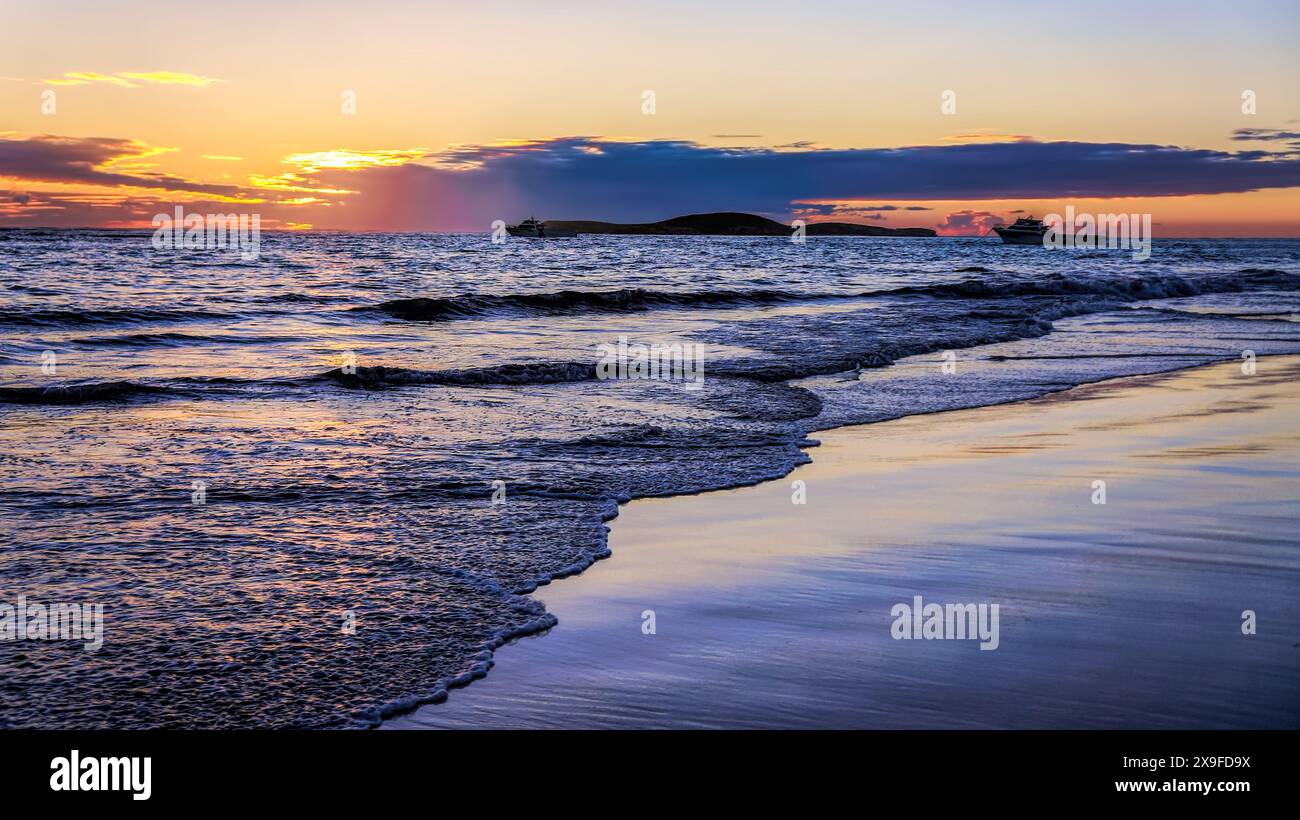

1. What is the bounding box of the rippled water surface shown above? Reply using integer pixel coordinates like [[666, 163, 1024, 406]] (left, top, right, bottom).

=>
[[2, 230, 1298, 727]]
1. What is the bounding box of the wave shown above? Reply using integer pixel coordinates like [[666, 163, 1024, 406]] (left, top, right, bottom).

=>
[[70, 331, 306, 347], [0, 229, 149, 241], [2, 361, 639, 404], [318, 361, 598, 389], [247, 292, 341, 304], [369, 269, 1300, 322], [1145, 306, 1299, 322], [888, 268, 1300, 301], [9, 270, 1292, 333], [8, 302, 1275, 406], [0, 307, 235, 328], [0, 374, 283, 405], [369, 288, 817, 321], [0, 380, 179, 405], [8, 270, 1294, 405]]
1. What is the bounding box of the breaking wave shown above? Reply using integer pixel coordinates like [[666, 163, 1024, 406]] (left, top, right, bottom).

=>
[[370, 269, 1300, 321]]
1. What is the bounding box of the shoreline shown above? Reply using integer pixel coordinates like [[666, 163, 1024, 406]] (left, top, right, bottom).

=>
[[385, 356, 1300, 729]]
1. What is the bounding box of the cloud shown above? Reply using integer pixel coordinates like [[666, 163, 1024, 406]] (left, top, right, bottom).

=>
[[791, 203, 835, 216], [945, 132, 1036, 143], [935, 209, 1005, 236], [0, 134, 434, 226], [0, 134, 253, 200], [294, 134, 1300, 229], [42, 71, 224, 88], [281, 149, 429, 173], [1232, 127, 1300, 152], [247, 172, 355, 195], [5, 132, 1300, 230], [0, 188, 299, 228], [117, 71, 224, 87], [818, 203, 933, 213], [240, 149, 432, 194], [1232, 128, 1300, 141], [46, 71, 138, 87], [788, 202, 934, 223]]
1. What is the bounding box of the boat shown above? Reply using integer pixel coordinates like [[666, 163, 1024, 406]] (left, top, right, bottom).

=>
[[992, 216, 1049, 245], [505, 217, 577, 238]]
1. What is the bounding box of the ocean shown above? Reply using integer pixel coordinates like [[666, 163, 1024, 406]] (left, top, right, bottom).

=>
[[1, 230, 1298, 728]]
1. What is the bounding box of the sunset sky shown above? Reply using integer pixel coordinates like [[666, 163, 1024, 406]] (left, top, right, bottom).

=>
[[2, 0, 1299, 234]]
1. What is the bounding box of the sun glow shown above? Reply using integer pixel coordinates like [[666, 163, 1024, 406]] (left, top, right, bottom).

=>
[[280, 149, 428, 173]]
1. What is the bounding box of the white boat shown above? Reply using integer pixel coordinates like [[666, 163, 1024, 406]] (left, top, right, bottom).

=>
[[993, 216, 1049, 245]]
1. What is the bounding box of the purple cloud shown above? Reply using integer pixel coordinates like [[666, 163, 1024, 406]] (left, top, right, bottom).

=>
[[936, 209, 1005, 236]]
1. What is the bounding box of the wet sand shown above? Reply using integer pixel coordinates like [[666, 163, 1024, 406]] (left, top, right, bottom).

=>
[[387, 357, 1300, 729]]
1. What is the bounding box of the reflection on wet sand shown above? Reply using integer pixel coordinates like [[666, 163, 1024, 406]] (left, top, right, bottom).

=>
[[392, 357, 1300, 729]]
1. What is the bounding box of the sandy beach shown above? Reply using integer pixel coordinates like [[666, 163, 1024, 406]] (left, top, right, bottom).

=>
[[388, 356, 1300, 729]]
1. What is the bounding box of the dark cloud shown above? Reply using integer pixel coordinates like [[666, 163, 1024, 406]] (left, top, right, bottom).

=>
[[1232, 128, 1300, 142], [1231, 127, 1300, 153], [0, 189, 304, 229], [6, 133, 1300, 230], [319, 135, 1300, 229], [0, 134, 249, 198], [787, 202, 935, 224], [829, 204, 934, 212], [0, 188, 180, 226], [793, 203, 836, 215]]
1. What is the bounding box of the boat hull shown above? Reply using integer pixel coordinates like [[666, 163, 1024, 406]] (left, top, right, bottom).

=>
[[505, 226, 577, 238], [993, 226, 1048, 246]]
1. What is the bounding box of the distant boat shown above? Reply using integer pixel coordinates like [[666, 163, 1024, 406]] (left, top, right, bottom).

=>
[[993, 216, 1049, 245], [505, 217, 577, 238]]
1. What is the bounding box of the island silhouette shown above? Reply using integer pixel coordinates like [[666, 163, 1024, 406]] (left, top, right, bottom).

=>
[[541, 212, 936, 237]]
